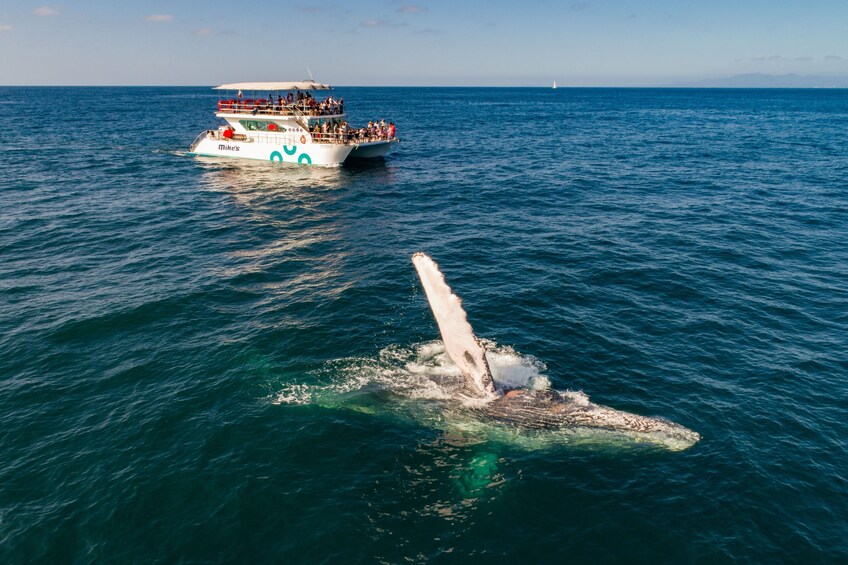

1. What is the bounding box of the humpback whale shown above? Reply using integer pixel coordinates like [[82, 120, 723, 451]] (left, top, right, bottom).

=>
[[412, 252, 701, 451]]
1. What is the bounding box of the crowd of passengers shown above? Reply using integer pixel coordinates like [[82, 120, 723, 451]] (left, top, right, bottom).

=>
[[310, 119, 396, 143], [220, 90, 345, 116]]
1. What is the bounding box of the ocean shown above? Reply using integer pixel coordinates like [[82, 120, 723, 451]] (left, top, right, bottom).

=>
[[1, 86, 847, 562]]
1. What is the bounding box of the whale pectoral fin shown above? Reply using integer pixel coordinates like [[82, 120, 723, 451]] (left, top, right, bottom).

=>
[[412, 253, 497, 399]]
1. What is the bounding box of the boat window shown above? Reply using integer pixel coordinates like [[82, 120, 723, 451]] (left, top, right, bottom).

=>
[[238, 120, 285, 132]]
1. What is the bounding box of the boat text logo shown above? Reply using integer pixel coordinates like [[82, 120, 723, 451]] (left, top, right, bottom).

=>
[[218, 144, 240, 151]]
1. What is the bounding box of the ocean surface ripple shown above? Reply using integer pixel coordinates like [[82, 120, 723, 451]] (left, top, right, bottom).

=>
[[1, 87, 847, 562]]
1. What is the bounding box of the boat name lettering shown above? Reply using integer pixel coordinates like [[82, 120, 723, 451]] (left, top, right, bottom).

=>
[[218, 144, 240, 152]]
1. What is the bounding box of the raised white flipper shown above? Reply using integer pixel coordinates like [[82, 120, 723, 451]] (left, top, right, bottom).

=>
[[412, 253, 497, 401]]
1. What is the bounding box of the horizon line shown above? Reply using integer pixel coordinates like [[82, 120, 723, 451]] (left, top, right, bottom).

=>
[[3, 84, 848, 89]]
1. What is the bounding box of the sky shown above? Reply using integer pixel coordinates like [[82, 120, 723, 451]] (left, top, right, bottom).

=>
[[1, 0, 847, 86]]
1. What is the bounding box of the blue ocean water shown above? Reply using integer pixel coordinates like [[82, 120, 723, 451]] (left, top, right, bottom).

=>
[[1, 86, 847, 562]]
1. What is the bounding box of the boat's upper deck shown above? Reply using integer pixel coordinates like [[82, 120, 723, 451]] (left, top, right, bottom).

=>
[[207, 80, 398, 147], [214, 80, 344, 119], [217, 95, 344, 119]]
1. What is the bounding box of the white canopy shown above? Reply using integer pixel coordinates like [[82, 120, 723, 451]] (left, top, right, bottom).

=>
[[213, 81, 331, 91]]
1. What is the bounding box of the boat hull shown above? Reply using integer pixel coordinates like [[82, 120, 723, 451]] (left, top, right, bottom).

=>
[[189, 135, 354, 166], [348, 140, 397, 159]]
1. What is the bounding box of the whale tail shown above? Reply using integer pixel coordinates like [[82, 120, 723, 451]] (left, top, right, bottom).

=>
[[412, 253, 497, 401]]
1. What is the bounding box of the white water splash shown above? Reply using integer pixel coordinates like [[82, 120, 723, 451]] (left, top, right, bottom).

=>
[[483, 341, 551, 391], [272, 383, 314, 405]]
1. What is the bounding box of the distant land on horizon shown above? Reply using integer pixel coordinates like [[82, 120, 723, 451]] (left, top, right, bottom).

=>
[[667, 73, 848, 88]]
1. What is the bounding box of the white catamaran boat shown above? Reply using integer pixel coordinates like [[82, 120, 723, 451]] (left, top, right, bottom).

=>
[[188, 81, 398, 166]]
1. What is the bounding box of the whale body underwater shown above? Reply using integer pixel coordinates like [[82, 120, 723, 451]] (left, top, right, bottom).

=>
[[411, 252, 701, 451]]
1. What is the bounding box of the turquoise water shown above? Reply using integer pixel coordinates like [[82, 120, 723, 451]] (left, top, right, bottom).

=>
[[1, 87, 847, 562]]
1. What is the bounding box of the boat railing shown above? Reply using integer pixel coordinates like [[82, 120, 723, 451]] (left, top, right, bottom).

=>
[[189, 130, 212, 152], [199, 128, 398, 147], [249, 131, 397, 146], [288, 104, 309, 123], [217, 99, 344, 118], [310, 132, 395, 145]]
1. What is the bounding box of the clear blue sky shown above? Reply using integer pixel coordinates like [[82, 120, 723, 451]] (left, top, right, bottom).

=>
[[1, 1, 847, 85]]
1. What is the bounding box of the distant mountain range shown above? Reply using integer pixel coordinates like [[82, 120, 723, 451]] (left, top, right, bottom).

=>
[[668, 73, 848, 88]]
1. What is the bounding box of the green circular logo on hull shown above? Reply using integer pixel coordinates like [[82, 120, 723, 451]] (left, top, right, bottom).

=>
[[271, 150, 311, 164]]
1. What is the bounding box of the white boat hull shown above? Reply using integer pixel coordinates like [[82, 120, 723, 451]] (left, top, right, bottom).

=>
[[348, 140, 397, 159], [189, 135, 354, 166]]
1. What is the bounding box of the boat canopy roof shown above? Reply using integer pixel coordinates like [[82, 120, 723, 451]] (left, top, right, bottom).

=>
[[213, 81, 331, 91]]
